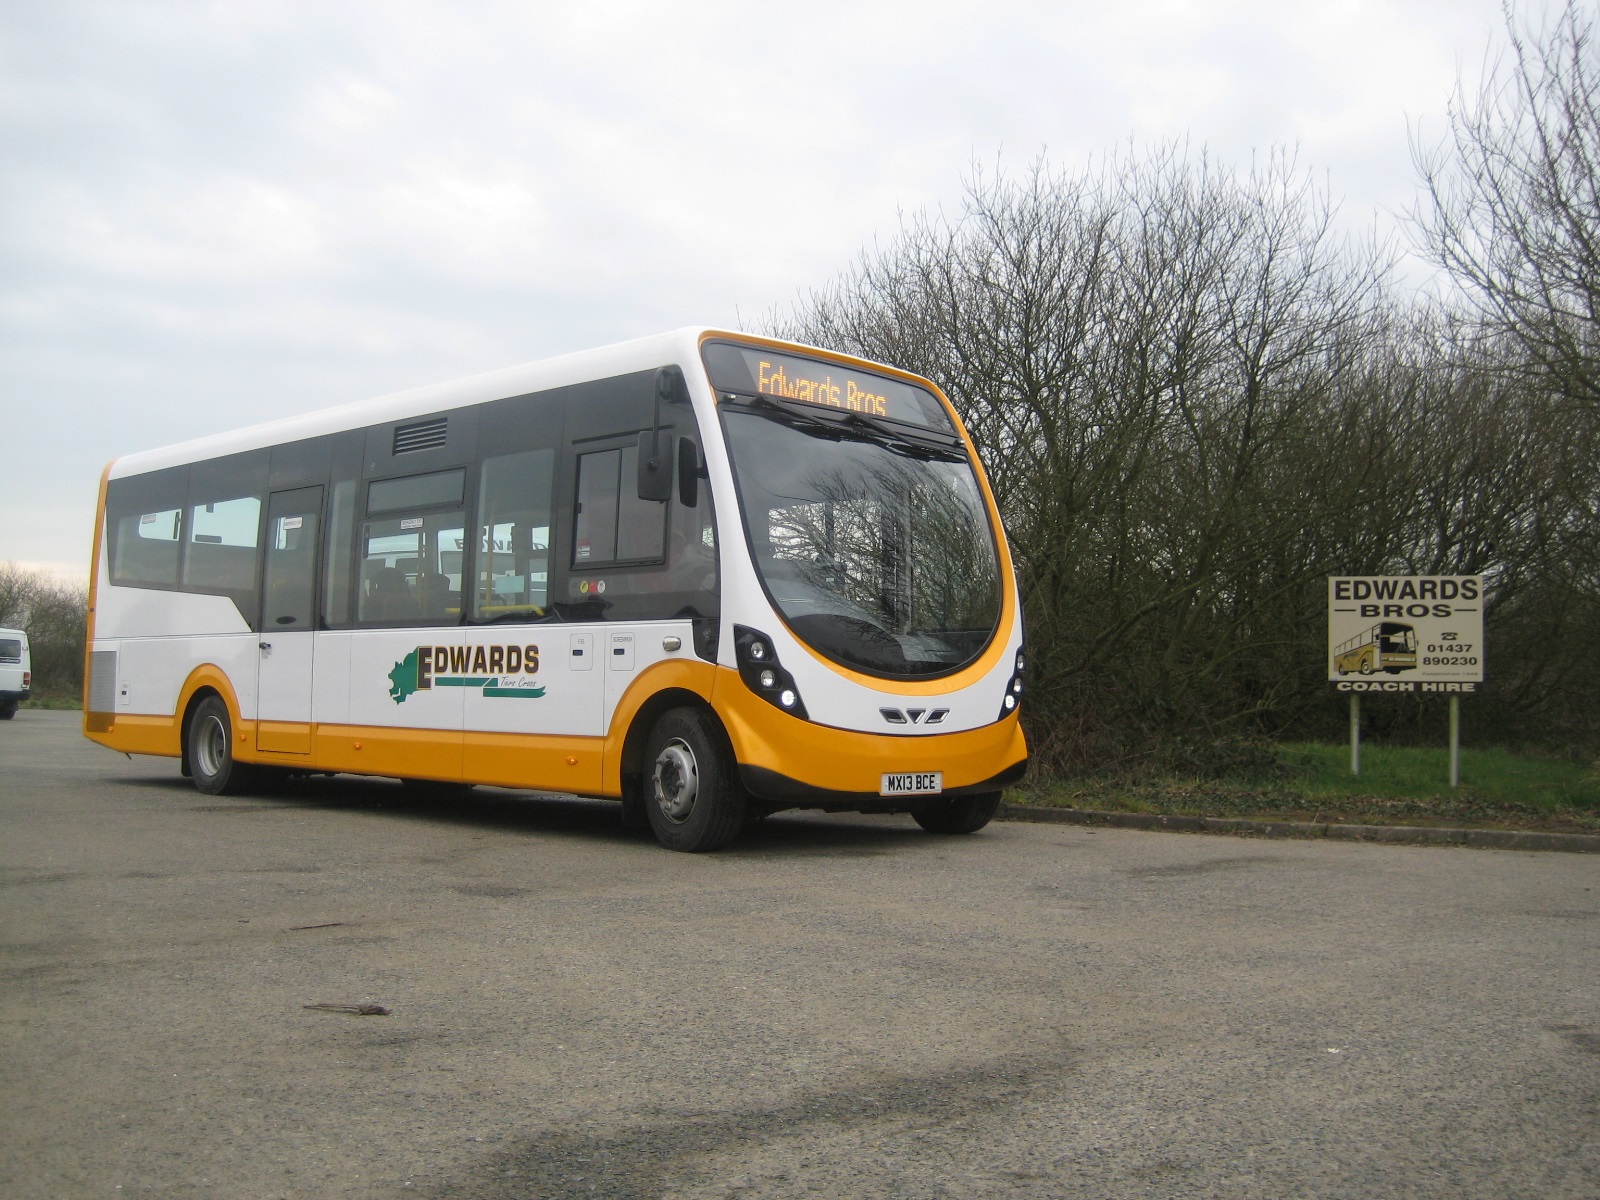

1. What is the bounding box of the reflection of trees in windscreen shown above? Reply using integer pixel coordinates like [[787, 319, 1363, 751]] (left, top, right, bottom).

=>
[[766, 461, 996, 632]]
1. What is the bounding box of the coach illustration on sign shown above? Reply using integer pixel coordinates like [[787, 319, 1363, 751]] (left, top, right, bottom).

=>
[[1327, 576, 1485, 693]]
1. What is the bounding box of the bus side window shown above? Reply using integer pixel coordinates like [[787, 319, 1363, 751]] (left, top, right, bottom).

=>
[[323, 479, 357, 626], [357, 513, 465, 624], [356, 468, 466, 626], [182, 495, 261, 600], [573, 444, 666, 567], [111, 507, 183, 586], [473, 448, 554, 621], [617, 442, 668, 561]]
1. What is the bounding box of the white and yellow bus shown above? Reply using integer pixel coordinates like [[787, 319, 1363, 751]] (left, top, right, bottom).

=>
[[83, 330, 1027, 850]]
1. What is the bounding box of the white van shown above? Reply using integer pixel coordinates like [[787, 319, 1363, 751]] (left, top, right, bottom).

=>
[[0, 628, 30, 719]]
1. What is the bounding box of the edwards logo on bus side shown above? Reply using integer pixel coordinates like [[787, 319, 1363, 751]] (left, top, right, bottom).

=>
[[1327, 576, 1484, 693], [388, 643, 544, 704]]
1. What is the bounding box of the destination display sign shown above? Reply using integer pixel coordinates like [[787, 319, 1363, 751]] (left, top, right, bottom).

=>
[[701, 342, 952, 430], [1327, 575, 1484, 692]]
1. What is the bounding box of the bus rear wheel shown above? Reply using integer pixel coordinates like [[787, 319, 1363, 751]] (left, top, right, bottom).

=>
[[913, 792, 1001, 835], [186, 694, 258, 796], [641, 707, 746, 852]]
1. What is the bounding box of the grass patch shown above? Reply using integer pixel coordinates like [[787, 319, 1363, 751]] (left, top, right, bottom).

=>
[[1013, 742, 1600, 833], [1279, 742, 1600, 809]]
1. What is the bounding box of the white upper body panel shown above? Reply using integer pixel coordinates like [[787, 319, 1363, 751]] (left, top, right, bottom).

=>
[[107, 328, 729, 479]]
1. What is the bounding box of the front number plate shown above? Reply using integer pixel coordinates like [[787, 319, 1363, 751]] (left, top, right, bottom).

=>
[[880, 771, 943, 796]]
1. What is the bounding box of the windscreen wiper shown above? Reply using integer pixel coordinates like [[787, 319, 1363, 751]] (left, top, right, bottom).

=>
[[739, 396, 967, 462], [840, 411, 966, 461]]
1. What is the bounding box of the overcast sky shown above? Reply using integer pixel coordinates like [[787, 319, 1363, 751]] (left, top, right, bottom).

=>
[[2, 0, 1533, 579]]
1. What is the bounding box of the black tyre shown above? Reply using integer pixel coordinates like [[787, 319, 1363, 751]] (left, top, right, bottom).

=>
[[0, 699, 16, 720], [913, 791, 1002, 835], [619, 782, 651, 834], [640, 707, 746, 852], [185, 694, 258, 796]]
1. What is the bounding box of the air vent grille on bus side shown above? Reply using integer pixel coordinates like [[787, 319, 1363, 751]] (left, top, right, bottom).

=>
[[393, 418, 448, 454], [88, 650, 118, 714]]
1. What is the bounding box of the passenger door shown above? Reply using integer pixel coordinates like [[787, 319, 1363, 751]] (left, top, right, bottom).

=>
[[256, 486, 322, 754]]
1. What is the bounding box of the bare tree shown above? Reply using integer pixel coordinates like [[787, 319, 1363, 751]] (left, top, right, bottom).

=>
[[0, 562, 88, 700], [0, 561, 39, 628], [1412, 0, 1600, 410]]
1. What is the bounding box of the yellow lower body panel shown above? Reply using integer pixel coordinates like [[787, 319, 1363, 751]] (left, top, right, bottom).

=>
[[88, 710, 605, 795], [465, 731, 603, 794], [309, 724, 462, 781], [257, 721, 312, 755], [85, 713, 181, 758], [82, 659, 1026, 804]]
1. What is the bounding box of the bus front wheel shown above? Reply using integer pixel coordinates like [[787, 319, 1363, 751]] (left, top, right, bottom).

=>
[[913, 792, 1002, 835], [186, 694, 258, 796], [641, 708, 746, 852]]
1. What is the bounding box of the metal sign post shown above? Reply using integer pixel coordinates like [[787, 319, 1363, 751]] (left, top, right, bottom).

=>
[[1449, 695, 1460, 788], [1327, 576, 1484, 788], [1349, 693, 1360, 776]]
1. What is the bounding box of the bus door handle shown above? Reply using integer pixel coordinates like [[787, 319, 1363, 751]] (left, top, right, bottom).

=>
[[259, 642, 272, 657]]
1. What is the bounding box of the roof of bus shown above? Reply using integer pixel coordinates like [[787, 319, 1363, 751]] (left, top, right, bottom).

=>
[[107, 326, 746, 479]]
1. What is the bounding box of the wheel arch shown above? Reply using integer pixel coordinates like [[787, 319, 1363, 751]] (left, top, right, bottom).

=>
[[175, 666, 246, 772], [617, 687, 731, 793]]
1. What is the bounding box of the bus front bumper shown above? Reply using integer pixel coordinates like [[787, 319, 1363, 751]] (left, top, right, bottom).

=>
[[712, 672, 1028, 810]]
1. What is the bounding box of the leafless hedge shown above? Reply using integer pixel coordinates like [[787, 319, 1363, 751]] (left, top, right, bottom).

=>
[[773, 133, 1600, 771], [0, 562, 87, 700]]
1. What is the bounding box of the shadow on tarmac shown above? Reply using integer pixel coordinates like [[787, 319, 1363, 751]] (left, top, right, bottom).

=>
[[112, 769, 928, 857]]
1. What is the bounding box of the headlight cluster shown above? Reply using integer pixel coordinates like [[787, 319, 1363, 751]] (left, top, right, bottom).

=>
[[998, 646, 1024, 721], [735, 625, 809, 719]]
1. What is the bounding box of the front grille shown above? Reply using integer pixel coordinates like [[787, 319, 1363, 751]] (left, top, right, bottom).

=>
[[880, 707, 950, 726]]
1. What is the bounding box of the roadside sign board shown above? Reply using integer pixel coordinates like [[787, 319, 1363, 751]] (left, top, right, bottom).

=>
[[1327, 576, 1484, 693]]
